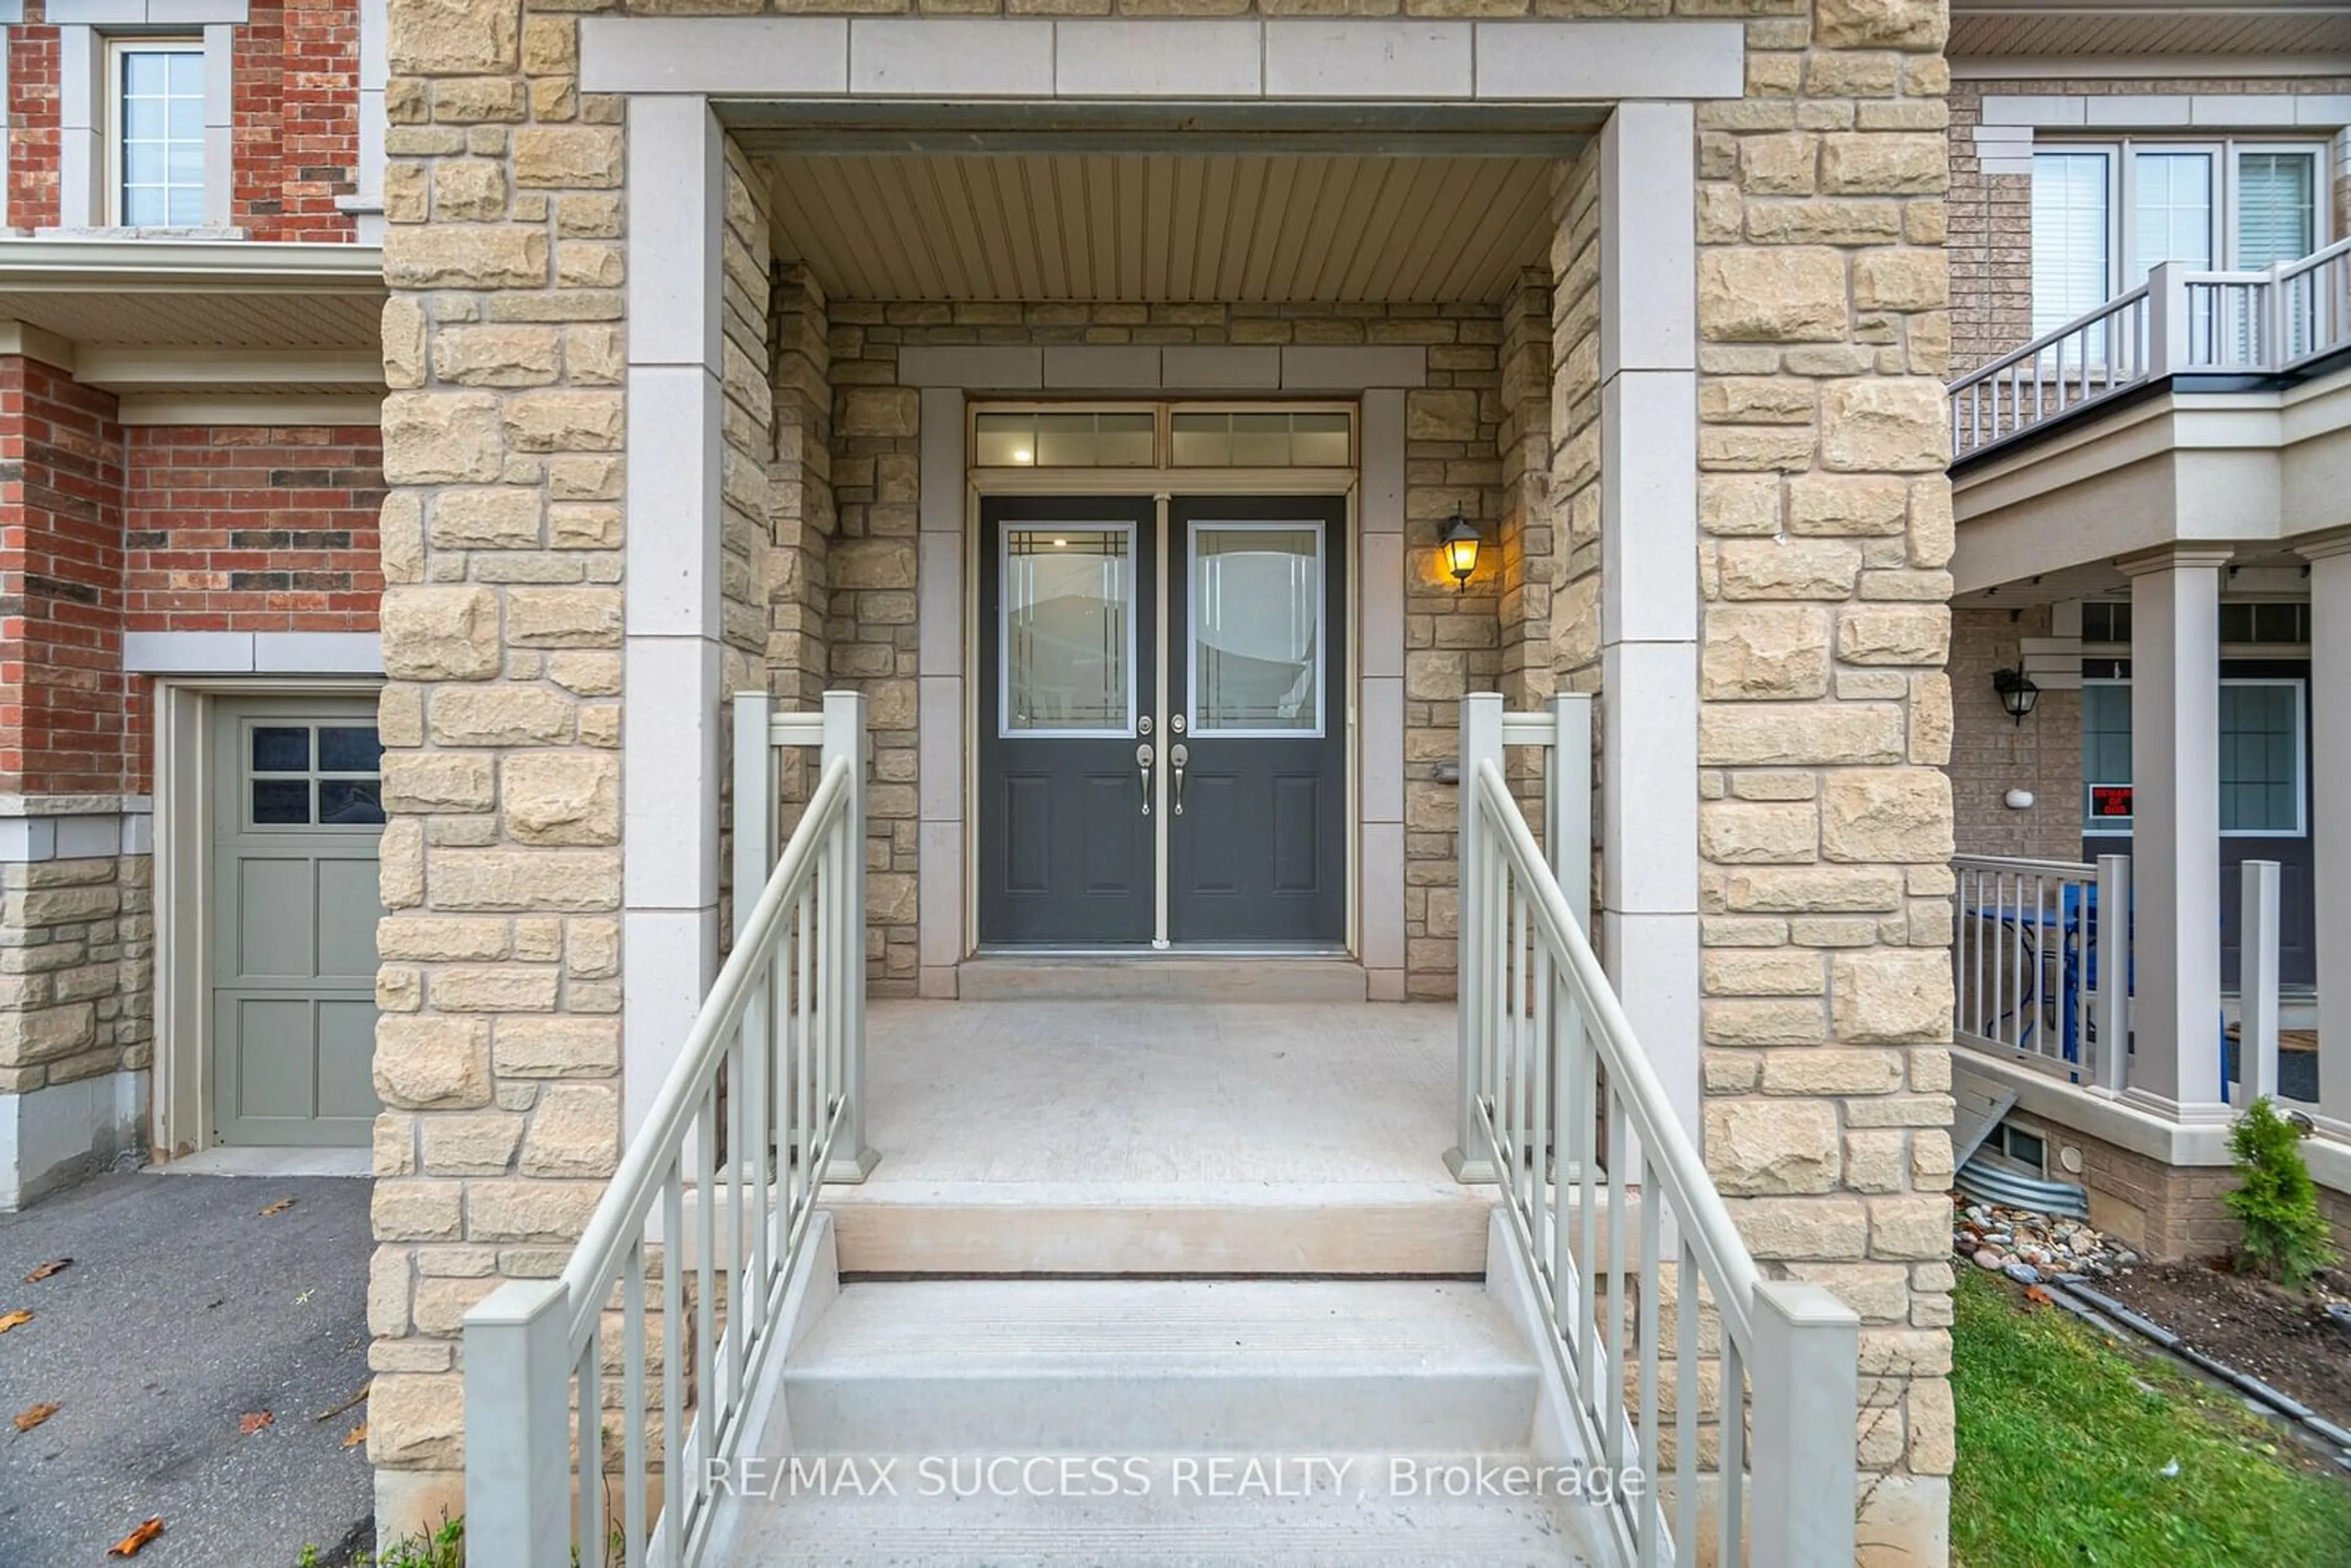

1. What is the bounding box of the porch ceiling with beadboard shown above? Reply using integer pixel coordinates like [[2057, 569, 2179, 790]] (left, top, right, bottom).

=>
[[760, 151, 1564, 304]]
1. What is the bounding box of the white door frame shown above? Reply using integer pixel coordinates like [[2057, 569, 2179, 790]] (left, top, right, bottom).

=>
[[150, 677, 383, 1161]]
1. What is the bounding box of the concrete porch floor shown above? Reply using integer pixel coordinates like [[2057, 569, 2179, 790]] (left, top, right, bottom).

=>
[[823, 1002, 1496, 1275]]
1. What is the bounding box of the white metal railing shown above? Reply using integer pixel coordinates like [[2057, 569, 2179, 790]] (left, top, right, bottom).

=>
[[1951, 240, 2351, 460], [1453, 694, 1859, 1568], [1952, 853, 2131, 1092], [463, 690, 873, 1568]]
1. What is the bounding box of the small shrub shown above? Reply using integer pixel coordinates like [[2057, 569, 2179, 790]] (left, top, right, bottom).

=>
[[364, 1515, 463, 1568], [2223, 1097, 2337, 1288]]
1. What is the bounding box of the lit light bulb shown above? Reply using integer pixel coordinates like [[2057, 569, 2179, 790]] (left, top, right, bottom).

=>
[[1052, 538, 1068, 547], [1011, 448, 1033, 463]]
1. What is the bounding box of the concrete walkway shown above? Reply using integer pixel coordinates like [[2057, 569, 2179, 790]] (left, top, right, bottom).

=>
[[0, 1171, 374, 1566]]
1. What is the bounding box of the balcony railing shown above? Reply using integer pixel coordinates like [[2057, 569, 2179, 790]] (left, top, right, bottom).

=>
[[1951, 238, 2351, 461]]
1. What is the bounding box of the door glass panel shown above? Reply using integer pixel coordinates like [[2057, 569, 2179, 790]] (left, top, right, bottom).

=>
[[2129, 151, 2214, 282], [1190, 524, 1321, 735], [319, 779, 386, 825], [252, 780, 311, 825], [252, 727, 309, 772], [318, 726, 383, 772], [1001, 527, 1133, 735]]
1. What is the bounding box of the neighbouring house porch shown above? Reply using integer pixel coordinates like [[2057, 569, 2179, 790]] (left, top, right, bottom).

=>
[[1944, 244, 2351, 1255]]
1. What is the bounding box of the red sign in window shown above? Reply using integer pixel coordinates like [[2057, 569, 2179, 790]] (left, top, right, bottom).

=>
[[2090, 785, 2134, 819]]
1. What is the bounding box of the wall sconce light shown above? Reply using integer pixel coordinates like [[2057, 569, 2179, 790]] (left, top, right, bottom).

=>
[[1440, 514, 1482, 592], [1992, 666, 2039, 724]]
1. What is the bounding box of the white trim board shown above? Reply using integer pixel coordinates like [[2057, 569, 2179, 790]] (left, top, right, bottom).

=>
[[580, 17, 1744, 102], [1981, 92, 2351, 130], [897, 345, 1427, 392], [123, 631, 384, 675]]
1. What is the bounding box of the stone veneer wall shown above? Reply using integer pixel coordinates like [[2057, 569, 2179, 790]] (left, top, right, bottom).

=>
[[808, 299, 1507, 999], [1945, 606, 2083, 860], [1680, 1, 1959, 1554], [1946, 74, 2351, 375]]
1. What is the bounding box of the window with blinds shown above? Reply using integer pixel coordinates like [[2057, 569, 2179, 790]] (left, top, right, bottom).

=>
[[2029, 141, 2325, 336], [2236, 151, 2317, 269]]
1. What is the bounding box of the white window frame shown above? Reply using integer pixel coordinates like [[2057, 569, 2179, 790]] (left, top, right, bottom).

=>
[[2033, 137, 2333, 307], [1185, 518, 1329, 741], [2218, 676, 2308, 840], [2078, 674, 2311, 839], [106, 37, 208, 229]]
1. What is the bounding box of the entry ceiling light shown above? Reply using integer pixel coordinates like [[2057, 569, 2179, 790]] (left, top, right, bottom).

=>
[[1993, 666, 2039, 725], [1441, 514, 1482, 593]]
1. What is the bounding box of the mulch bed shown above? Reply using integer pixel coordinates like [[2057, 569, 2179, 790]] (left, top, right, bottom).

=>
[[2098, 1258, 2351, 1431]]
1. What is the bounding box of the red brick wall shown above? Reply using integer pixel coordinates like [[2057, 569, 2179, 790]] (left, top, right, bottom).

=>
[[6, 0, 359, 240], [119, 424, 384, 789], [7, 23, 61, 232], [0, 358, 383, 793], [0, 355, 125, 794]]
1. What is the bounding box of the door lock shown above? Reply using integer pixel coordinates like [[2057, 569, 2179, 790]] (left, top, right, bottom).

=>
[[1170, 743, 1188, 816], [1171, 714, 1187, 735], [1136, 742, 1155, 816], [1138, 715, 1153, 737]]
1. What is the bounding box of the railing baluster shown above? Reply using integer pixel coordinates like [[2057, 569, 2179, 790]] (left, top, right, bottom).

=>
[[724, 1027, 746, 1416], [1635, 1161, 1662, 1567], [1531, 938, 1552, 1299], [659, 1168, 683, 1568], [1574, 1009, 1599, 1402], [1674, 1237, 1698, 1568], [579, 1323, 604, 1568], [1602, 1082, 1628, 1474], [1720, 1336, 1745, 1567], [623, 1242, 648, 1568], [694, 1084, 716, 1495], [1507, 876, 1526, 1189], [749, 955, 771, 1315]]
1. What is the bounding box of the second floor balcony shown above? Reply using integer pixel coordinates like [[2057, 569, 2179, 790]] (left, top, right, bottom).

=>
[[1950, 237, 2351, 597]]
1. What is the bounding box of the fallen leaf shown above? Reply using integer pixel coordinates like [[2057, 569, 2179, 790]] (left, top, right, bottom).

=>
[[312, 1381, 370, 1422], [107, 1518, 165, 1558], [21, 1259, 69, 1284], [239, 1410, 274, 1435], [0, 1311, 31, 1334], [2022, 1284, 2053, 1311], [342, 1422, 367, 1450], [258, 1198, 295, 1217], [11, 1402, 58, 1433]]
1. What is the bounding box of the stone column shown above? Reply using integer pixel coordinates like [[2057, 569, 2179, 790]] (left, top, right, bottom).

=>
[[2303, 535, 2351, 1127], [2118, 547, 2229, 1119]]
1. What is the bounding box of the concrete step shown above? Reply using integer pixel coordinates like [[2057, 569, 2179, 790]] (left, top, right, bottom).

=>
[[781, 1280, 1540, 1454], [956, 957, 1370, 1003], [712, 1479, 1593, 1566], [824, 1181, 1496, 1275]]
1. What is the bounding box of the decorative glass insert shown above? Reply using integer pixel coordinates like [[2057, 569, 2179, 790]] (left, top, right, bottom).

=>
[[973, 411, 1153, 468], [1190, 524, 1322, 735], [2220, 681, 2303, 835], [1171, 411, 1351, 468], [252, 780, 310, 825], [320, 726, 386, 773], [117, 45, 206, 227], [1000, 527, 1133, 735]]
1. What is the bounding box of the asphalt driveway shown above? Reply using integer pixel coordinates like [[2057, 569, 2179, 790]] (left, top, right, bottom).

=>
[[0, 1172, 373, 1567]]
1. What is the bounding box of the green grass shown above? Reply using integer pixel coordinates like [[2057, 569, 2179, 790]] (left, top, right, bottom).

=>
[[1951, 1270, 2351, 1568]]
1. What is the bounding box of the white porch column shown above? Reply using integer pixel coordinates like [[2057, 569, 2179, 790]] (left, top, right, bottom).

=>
[[1597, 100, 1700, 1138], [2118, 547, 2230, 1118], [2306, 535, 2351, 1126]]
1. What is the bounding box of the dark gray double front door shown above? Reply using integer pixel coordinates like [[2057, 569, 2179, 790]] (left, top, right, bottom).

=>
[[977, 493, 1347, 948]]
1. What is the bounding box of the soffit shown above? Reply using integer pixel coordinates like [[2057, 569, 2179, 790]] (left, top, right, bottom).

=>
[[1950, 2, 2351, 58], [0, 289, 381, 351], [763, 151, 1558, 304]]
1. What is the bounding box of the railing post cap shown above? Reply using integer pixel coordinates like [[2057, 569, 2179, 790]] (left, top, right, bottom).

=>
[[1753, 1277, 1862, 1329], [463, 1275, 568, 1330]]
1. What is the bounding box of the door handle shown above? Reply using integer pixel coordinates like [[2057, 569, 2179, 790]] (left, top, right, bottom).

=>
[[1170, 743, 1188, 816], [1136, 742, 1154, 816]]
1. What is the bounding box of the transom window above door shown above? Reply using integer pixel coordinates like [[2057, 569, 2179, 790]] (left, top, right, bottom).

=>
[[972, 403, 1355, 471], [2030, 140, 2327, 336]]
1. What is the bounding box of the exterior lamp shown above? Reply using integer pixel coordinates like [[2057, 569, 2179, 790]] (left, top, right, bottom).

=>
[[1992, 666, 2039, 725], [1440, 514, 1482, 592]]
